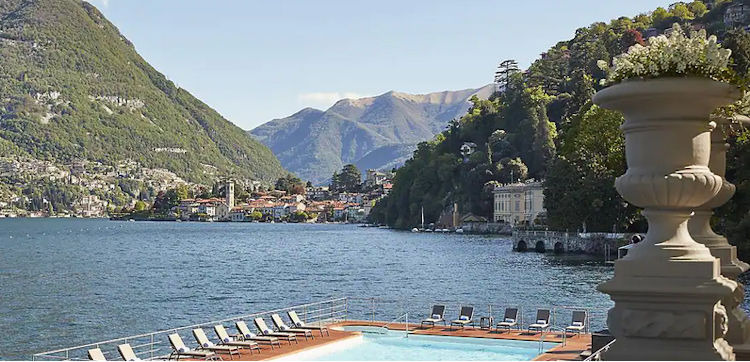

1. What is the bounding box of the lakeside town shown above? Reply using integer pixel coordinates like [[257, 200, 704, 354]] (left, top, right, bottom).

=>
[[0, 154, 547, 230]]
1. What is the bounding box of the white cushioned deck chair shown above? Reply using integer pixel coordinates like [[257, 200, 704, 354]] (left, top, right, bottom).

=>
[[88, 348, 106, 361], [213, 324, 262, 354], [288, 310, 330, 337], [565, 311, 586, 335], [496, 308, 520, 331], [117, 344, 142, 361], [167, 333, 218, 361], [234, 321, 281, 348], [193, 328, 240, 359], [271, 313, 313, 340], [450, 306, 475, 329], [528, 309, 551, 334], [420, 305, 446, 328], [254, 318, 298, 344]]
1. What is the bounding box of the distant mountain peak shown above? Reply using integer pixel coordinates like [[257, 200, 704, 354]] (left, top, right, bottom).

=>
[[250, 85, 493, 184]]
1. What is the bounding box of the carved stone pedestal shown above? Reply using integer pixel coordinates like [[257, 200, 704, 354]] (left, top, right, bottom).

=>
[[593, 78, 739, 360], [689, 118, 750, 358]]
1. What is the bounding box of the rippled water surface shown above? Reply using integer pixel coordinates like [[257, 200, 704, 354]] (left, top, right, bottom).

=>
[[1, 218, 620, 359]]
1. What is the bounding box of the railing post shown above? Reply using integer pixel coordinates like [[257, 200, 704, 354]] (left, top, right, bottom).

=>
[[371, 298, 375, 324], [150, 333, 154, 360], [345, 297, 349, 321]]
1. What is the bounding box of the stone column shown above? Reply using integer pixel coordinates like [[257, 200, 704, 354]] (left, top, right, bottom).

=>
[[593, 78, 739, 360], [689, 116, 750, 358]]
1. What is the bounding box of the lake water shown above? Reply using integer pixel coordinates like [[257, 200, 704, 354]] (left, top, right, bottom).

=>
[[0, 218, 624, 359]]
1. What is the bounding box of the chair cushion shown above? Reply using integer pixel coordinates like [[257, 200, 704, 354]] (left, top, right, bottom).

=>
[[432, 314, 441, 319], [202, 342, 214, 348], [505, 318, 515, 323], [178, 347, 189, 353], [460, 316, 469, 321], [536, 319, 546, 324], [263, 329, 271, 334], [223, 337, 231, 343], [572, 321, 583, 327]]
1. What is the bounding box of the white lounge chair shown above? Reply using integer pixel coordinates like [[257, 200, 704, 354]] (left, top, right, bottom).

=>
[[117, 344, 142, 361], [254, 318, 298, 344], [167, 333, 218, 361], [213, 324, 262, 354], [271, 313, 313, 340], [235, 320, 281, 348], [288, 310, 330, 337], [421, 305, 446, 328], [88, 348, 106, 361], [193, 328, 240, 359]]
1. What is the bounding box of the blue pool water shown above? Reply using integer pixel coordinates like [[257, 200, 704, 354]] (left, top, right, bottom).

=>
[[311, 326, 556, 361]]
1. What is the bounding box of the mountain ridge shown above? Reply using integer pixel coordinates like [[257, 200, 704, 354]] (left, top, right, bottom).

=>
[[0, 0, 287, 184], [250, 85, 494, 184]]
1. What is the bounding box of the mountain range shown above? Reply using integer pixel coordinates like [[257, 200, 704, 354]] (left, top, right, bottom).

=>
[[250, 85, 495, 184], [0, 0, 286, 184]]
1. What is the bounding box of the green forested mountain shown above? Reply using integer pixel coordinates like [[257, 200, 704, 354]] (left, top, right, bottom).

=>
[[370, 0, 750, 239], [0, 0, 286, 184]]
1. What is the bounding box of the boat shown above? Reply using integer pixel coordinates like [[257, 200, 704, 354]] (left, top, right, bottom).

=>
[[455, 228, 464, 233], [411, 228, 419, 232]]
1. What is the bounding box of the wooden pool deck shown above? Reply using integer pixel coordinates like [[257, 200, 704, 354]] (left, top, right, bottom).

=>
[[190, 320, 592, 361]]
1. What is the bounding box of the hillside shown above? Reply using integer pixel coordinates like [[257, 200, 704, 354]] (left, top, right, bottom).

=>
[[250, 85, 495, 184], [0, 0, 286, 184]]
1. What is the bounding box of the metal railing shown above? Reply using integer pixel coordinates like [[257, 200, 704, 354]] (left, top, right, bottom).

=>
[[33, 296, 607, 360], [381, 312, 410, 337], [32, 297, 348, 361], [584, 338, 616, 361]]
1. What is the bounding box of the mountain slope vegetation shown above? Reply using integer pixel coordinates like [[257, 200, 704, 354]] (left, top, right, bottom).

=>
[[0, 0, 286, 184]]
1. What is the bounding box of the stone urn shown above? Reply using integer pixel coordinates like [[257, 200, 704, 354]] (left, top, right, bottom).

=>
[[593, 78, 739, 360], [689, 115, 750, 356]]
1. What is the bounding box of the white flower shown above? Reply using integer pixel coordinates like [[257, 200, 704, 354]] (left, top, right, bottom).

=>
[[599, 23, 732, 84]]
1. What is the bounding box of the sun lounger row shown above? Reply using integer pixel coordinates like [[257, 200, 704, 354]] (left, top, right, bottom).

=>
[[88, 310, 329, 361], [420, 305, 587, 335]]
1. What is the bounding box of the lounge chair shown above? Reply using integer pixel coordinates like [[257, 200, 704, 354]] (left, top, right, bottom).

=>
[[271, 314, 313, 340], [167, 333, 218, 361], [288, 310, 330, 337], [88, 348, 106, 361], [420, 305, 446, 328], [565, 311, 587, 335], [117, 344, 141, 361], [528, 309, 551, 334], [496, 308, 520, 331], [213, 324, 262, 354], [254, 318, 298, 344], [450, 306, 475, 329], [193, 328, 240, 359], [234, 321, 281, 348]]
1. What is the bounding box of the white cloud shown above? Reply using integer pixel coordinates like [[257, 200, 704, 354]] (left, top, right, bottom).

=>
[[298, 92, 362, 109], [88, 0, 109, 7]]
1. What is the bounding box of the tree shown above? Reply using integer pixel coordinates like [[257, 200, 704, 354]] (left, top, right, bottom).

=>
[[495, 157, 529, 183], [275, 174, 305, 194], [249, 211, 263, 221], [175, 184, 189, 200], [134, 200, 147, 211], [494, 59, 520, 91], [688, 1, 708, 17], [331, 164, 362, 193]]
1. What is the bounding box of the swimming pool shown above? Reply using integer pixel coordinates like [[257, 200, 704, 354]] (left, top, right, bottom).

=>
[[290, 326, 557, 361]]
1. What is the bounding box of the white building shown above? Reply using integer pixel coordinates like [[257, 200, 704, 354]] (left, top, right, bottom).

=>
[[493, 180, 545, 225]]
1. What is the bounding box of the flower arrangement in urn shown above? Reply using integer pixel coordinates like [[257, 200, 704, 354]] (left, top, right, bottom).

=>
[[597, 23, 748, 116]]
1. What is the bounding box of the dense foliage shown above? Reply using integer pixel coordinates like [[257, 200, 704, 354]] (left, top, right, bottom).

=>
[[0, 0, 287, 184], [330, 164, 363, 193], [370, 0, 750, 242]]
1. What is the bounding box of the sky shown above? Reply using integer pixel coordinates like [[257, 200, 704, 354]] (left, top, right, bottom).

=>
[[87, 0, 673, 130]]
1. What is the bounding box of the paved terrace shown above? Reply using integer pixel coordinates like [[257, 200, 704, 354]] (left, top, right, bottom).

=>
[[178, 321, 591, 361], [33, 298, 600, 361]]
